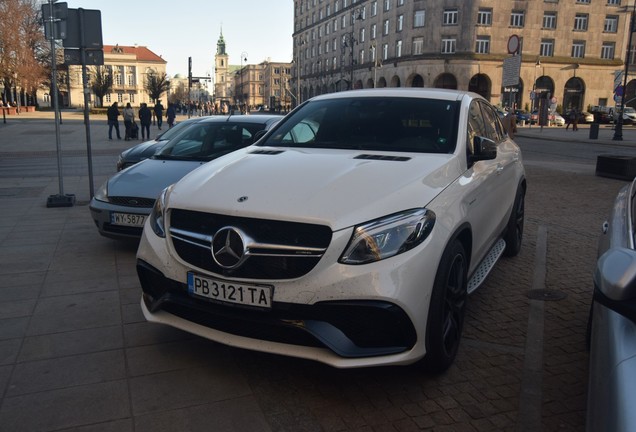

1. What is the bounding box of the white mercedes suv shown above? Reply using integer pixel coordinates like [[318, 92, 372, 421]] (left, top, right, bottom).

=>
[[136, 89, 526, 373]]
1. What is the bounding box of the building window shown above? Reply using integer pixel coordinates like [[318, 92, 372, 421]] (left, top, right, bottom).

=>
[[117, 93, 123, 103], [397, 14, 403, 31], [574, 14, 589, 31], [129, 93, 135, 104], [383, 0, 390, 11], [360, 28, 365, 42], [414, 10, 425, 28], [371, 0, 377, 16], [359, 49, 365, 64], [127, 74, 134, 86], [413, 37, 424, 55], [105, 94, 111, 103], [476, 36, 490, 54], [383, 19, 389, 35], [477, 8, 492, 26], [510, 11, 525, 28], [601, 42, 615, 59], [576, 0, 590, 3], [540, 39, 554, 57], [382, 43, 388, 60], [441, 38, 456, 54], [572, 41, 585, 58], [604, 15, 618, 33], [543, 12, 557, 29], [397, 0, 404, 5], [396, 40, 402, 57], [371, 23, 377, 39], [443, 9, 458, 25], [607, 0, 621, 4]]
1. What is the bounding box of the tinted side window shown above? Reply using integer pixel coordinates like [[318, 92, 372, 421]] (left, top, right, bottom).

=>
[[480, 102, 504, 142]]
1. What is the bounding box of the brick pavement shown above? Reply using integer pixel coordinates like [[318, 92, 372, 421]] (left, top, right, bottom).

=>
[[0, 111, 633, 431]]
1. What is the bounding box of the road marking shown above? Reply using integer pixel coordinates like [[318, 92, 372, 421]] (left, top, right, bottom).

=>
[[517, 225, 547, 431]]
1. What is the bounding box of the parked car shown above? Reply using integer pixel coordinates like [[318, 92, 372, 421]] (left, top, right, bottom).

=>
[[563, 110, 594, 124], [589, 106, 614, 124], [90, 114, 283, 239], [587, 177, 636, 431], [551, 113, 565, 127], [514, 110, 531, 125], [136, 89, 527, 372], [116, 117, 204, 171], [611, 106, 636, 125], [530, 110, 539, 124]]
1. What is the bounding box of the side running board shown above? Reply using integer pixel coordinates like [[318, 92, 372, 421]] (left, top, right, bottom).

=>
[[467, 238, 506, 294]]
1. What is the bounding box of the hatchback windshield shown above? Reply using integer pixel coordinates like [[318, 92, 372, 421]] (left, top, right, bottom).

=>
[[154, 122, 266, 161], [263, 97, 460, 153]]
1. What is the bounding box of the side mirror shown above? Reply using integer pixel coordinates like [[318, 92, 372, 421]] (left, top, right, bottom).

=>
[[469, 135, 497, 163], [594, 247, 636, 323]]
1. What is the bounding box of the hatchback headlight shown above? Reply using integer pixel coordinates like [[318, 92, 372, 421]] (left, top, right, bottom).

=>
[[94, 181, 109, 202], [339, 209, 436, 265], [149, 185, 172, 238]]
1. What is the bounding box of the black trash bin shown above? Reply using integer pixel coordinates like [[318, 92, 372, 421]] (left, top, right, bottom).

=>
[[589, 123, 599, 139]]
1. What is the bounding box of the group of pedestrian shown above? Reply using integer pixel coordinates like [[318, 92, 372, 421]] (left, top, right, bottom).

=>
[[106, 100, 177, 141]]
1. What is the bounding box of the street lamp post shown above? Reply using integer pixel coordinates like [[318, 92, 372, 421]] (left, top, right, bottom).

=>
[[614, 3, 636, 141], [341, 8, 364, 91], [13, 72, 20, 114], [296, 38, 306, 107], [240, 51, 248, 112]]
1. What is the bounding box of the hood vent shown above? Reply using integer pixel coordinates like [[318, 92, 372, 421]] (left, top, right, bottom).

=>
[[355, 154, 411, 162], [250, 149, 284, 155]]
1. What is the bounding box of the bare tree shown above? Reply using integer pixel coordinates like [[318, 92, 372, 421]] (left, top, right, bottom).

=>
[[0, 0, 48, 106], [145, 72, 171, 102], [90, 66, 113, 107]]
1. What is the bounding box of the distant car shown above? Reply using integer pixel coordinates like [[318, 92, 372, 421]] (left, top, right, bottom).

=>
[[530, 110, 539, 124], [90, 114, 283, 239], [551, 113, 565, 127], [587, 177, 636, 432], [514, 110, 531, 124], [136, 88, 526, 372], [564, 110, 594, 124], [612, 106, 636, 125], [116, 117, 204, 171], [589, 107, 613, 124]]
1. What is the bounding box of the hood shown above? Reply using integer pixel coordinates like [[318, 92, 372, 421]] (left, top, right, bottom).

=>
[[121, 140, 165, 162], [108, 158, 206, 201], [169, 147, 463, 231]]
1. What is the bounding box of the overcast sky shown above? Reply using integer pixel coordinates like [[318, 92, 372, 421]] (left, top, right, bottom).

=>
[[56, 0, 295, 77]]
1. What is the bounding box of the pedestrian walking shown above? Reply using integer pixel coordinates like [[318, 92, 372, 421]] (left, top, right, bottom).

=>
[[572, 108, 579, 131], [154, 101, 164, 130], [123, 102, 135, 141], [106, 102, 121, 140], [167, 103, 177, 128], [138, 103, 152, 140]]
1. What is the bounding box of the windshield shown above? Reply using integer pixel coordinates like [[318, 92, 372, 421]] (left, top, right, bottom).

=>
[[156, 119, 197, 141], [262, 97, 460, 153], [154, 121, 266, 161]]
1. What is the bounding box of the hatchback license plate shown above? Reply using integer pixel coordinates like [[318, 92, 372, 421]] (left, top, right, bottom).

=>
[[111, 212, 146, 227], [187, 273, 273, 309]]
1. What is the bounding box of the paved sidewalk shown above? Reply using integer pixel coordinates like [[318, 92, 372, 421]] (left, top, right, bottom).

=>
[[0, 111, 633, 431]]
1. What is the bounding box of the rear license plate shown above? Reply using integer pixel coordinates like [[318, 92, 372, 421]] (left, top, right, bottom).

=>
[[111, 212, 147, 227], [187, 273, 273, 309]]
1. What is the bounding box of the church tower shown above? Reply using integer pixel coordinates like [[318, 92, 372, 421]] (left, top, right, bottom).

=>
[[214, 29, 230, 110]]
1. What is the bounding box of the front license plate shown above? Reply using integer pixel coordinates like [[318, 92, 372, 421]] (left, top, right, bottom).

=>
[[111, 212, 147, 227], [187, 273, 273, 309]]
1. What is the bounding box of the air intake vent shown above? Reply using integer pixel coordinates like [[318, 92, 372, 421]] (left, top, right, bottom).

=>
[[355, 154, 411, 162], [250, 149, 284, 155]]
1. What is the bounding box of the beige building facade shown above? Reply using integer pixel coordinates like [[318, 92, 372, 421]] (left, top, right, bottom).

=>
[[61, 44, 167, 108], [293, 0, 633, 112]]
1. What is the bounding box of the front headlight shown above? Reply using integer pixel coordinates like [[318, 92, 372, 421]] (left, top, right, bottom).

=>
[[339, 209, 436, 265], [94, 181, 109, 202], [149, 185, 172, 238]]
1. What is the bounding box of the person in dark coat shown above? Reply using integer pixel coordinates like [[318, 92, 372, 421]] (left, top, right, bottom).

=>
[[166, 103, 177, 128], [138, 103, 152, 140], [154, 101, 164, 130], [106, 102, 121, 140]]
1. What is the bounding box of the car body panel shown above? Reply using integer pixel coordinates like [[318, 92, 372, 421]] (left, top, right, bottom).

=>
[[136, 89, 525, 368], [587, 178, 636, 431]]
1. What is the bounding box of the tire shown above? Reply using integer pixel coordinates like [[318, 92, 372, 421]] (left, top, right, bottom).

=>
[[424, 240, 468, 374], [503, 185, 525, 257]]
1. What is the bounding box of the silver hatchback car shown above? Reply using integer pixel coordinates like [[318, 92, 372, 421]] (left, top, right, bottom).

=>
[[587, 177, 636, 431]]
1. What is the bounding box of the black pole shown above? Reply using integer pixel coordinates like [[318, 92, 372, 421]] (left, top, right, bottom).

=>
[[614, 5, 636, 141]]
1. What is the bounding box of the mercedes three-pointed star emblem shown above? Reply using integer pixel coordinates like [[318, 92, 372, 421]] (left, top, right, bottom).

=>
[[211, 227, 247, 269]]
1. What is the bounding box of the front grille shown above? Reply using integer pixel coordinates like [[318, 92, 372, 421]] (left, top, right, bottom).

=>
[[109, 196, 155, 208], [169, 209, 332, 279]]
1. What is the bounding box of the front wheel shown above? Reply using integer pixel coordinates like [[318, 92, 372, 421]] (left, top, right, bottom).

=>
[[424, 240, 468, 374], [503, 185, 525, 257]]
